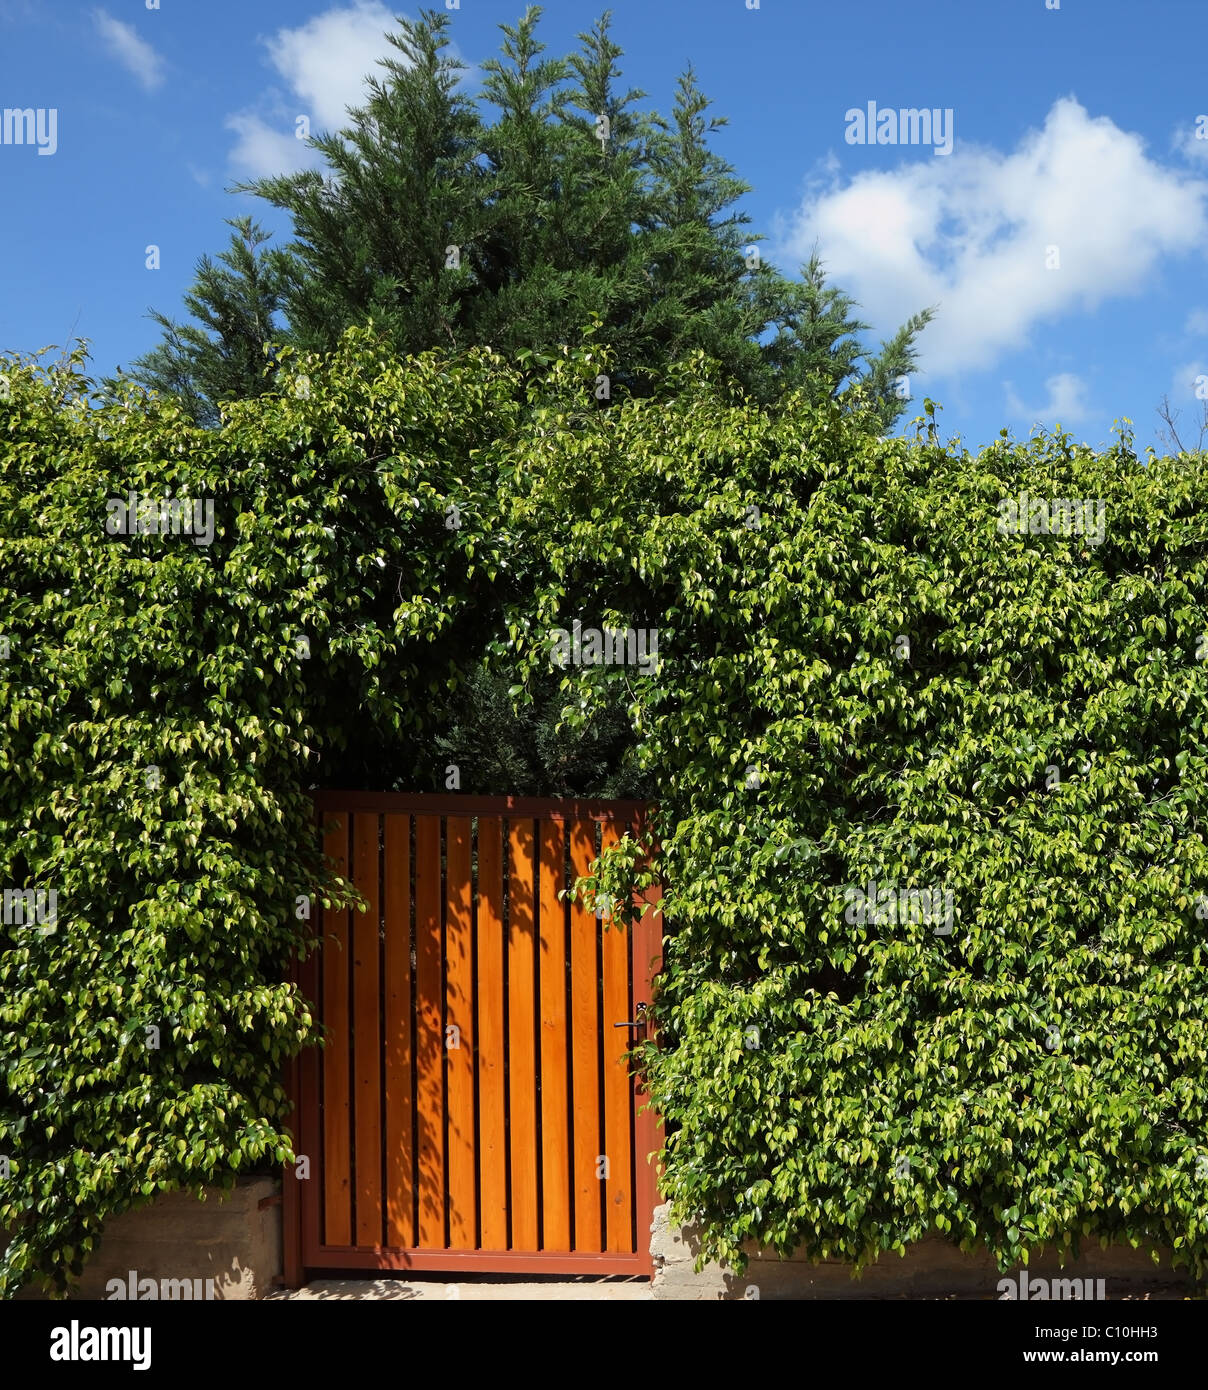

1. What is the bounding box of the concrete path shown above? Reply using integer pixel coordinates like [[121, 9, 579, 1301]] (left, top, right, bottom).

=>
[[267, 1276, 652, 1300]]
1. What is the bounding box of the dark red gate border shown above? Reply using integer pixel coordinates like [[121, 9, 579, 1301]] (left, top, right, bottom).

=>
[[282, 792, 664, 1286]]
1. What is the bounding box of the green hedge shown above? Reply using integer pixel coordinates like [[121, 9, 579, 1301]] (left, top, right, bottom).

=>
[[557, 396, 1208, 1276], [0, 334, 517, 1294], [4, 332, 1208, 1292]]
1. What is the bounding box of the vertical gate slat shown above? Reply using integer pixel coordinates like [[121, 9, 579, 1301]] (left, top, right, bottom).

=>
[[321, 814, 352, 1247], [476, 816, 508, 1248], [352, 813, 382, 1247], [445, 818, 476, 1248], [569, 817, 602, 1251], [538, 820, 571, 1251], [507, 818, 539, 1251], [294, 896, 322, 1278], [414, 814, 445, 1248], [383, 814, 413, 1248], [633, 863, 664, 1270], [599, 820, 634, 1252]]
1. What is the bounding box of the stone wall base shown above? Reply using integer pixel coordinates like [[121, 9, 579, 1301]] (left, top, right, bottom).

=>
[[10, 1177, 280, 1301], [650, 1204, 1199, 1300]]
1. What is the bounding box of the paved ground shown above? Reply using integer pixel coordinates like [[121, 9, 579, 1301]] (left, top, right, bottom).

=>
[[267, 1276, 1196, 1300], [267, 1275, 653, 1300]]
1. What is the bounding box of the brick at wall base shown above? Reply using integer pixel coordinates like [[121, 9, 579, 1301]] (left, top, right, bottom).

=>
[[7, 1177, 281, 1301], [649, 1203, 1198, 1300]]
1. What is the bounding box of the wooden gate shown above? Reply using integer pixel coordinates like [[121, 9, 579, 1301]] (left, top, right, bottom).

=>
[[284, 792, 662, 1280]]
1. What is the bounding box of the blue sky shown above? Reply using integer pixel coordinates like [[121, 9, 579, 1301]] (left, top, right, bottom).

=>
[[2, 0, 1207, 454]]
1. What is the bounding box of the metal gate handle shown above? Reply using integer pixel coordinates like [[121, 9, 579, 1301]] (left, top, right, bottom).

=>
[[613, 1002, 649, 1029]]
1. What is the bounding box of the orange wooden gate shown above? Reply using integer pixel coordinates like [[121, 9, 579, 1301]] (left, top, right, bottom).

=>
[[284, 792, 662, 1280]]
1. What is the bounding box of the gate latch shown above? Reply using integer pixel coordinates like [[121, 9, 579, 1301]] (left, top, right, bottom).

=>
[[613, 1001, 649, 1032]]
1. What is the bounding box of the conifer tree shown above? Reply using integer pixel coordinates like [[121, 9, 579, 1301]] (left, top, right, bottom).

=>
[[118, 217, 285, 428], [130, 7, 933, 430], [246, 10, 486, 356]]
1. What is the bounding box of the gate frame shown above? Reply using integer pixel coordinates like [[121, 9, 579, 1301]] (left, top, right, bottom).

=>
[[282, 792, 663, 1286]]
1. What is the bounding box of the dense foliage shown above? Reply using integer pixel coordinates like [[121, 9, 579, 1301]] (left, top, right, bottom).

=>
[[121, 217, 286, 431], [559, 392, 1208, 1277], [116, 1, 936, 804], [5, 328, 1208, 1294], [0, 334, 525, 1293]]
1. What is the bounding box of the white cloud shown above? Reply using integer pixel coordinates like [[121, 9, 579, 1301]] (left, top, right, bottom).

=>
[[224, 112, 315, 179], [779, 98, 1208, 376], [1185, 309, 1208, 336], [93, 8, 165, 92], [1003, 372, 1091, 426], [225, 2, 405, 178], [1169, 360, 1207, 403], [1173, 116, 1208, 163], [264, 0, 398, 135]]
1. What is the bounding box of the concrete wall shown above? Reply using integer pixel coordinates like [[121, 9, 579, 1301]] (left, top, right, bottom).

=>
[[650, 1204, 1198, 1299], [10, 1177, 281, 1301]]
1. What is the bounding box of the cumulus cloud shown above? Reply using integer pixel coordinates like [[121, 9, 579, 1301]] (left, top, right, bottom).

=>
[[1003, 372, 1091, 427], [778, 98, 1208, 376], [264, 0, 399, 135], [1173, 116, 1208, 163], [1169, 359, 1207, 404], [224, 112, 315, 179], [93, 8, 165, 92], [225, 1, 407, 177]]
